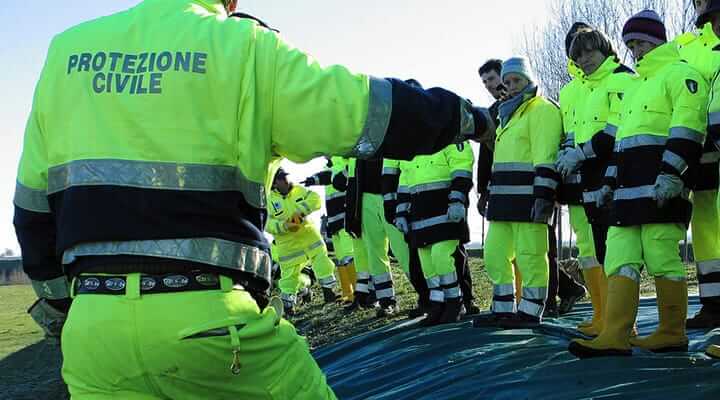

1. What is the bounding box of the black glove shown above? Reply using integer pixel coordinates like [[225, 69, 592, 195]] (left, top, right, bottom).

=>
[[476, 189, 489, 217], [301, 176, 318, 187], [530, 199, 554, 224]]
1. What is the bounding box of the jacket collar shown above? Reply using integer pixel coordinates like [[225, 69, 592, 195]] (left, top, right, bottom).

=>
[[585, 56, 620, 82], [699, 22, 720, 47], [567, 60, 585, 80], [634, 42, 680, 78], [191, 0, 227, 15]]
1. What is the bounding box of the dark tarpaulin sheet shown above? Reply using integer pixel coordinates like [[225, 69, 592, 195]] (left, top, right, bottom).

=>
[[314, 297, 720, 400]]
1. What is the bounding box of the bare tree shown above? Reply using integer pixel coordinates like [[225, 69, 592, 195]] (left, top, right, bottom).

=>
[[516, 0, 695, 100]]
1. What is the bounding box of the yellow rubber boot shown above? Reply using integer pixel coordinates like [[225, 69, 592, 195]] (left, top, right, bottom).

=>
[[707, 345, 720, 358], [629, 278, 689, 353], [569, 275, 639, 358], [577, 267, 607, 336], [338, 262, 356, 302]]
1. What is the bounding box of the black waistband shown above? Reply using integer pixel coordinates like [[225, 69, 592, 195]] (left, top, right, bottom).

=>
[[74, 270, 224, 295]]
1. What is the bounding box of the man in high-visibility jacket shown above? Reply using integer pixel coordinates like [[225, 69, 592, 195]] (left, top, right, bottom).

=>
[[395, 142, 475, 325], [303, 157, 358, 302], [13, 1, 495, 397], [569, 10, 709, 358], [700, 0, 720, 359], [674, 0, 720, 330], [267, 169, 338, 313]]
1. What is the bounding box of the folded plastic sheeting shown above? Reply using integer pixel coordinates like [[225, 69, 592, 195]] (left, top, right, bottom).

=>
[[315, 297, 720, 400]]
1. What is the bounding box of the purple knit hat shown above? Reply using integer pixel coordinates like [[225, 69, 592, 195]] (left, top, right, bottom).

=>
[[622, 10, 667, 45]]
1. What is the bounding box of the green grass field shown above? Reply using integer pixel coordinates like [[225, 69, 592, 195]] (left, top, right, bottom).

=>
[[0, 258, 699, 399]]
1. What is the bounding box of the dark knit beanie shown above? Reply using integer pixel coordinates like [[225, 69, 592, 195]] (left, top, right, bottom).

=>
[[622, 10, 667, 45], [565, 22, 591, 57]]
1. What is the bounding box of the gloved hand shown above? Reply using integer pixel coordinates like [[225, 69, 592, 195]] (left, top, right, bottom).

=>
[[555, 147, 585, 178], [447, 202, 466, 223], [284, 221, 301, 233], [301, 176, 318, 187], [530, 198, 554, 224], [471, 107, 497, 150], [476, 189, 489, 217], [596, 185, 614, 208], [654, 174, 684, 208], [28, 298, 68, 340], [395, 216, 409, 234]]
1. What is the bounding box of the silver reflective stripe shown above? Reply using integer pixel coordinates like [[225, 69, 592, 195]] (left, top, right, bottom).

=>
[[669, 127, 704, 144], [534, 177, 558, 190], [493, 284, 515, 297], [492, 162, 535, 173], [31, 276, 70, 300], [448, 191, 467, 203], [614, 185, 655, 200], [355, 283, 370, 293], [522, 287, 547, 301], [326, 191, 345, 201], [410, 181, 451, 194], [604, 124, 618, 137], [451, 170, 473, 180], [48, 159, 266, 208], [700, 283, 720, 298], [605, 166, 617, 178], [372, 272, 393, 284], [492, 300, 516, 313], [350, 77, 393, 158], [582, 142, 597, 159], [430, 289, 445, 302], [710, 112, 720, 126], [439, 271, 458, 285], [398, 186, 410, 194], [376, 288, 395, 299], [426, 276, 441, 289], [614, 265, 641, 283], [308, 240, 324, 251], [662, 151, 688, 174], [616, 134, 666, 150], [339, 256, 354, 265], [697, 259, 720, 276], [319, 276, 337, 288], [383, 193, 397, 201], [583, 190, 601, 204], [411, 215, 450, 230], [368, 281, 375, 290], [327, 213, 346, 224], [518, 299, 543, 317], [356, 271, 371, 280], [564, 173, 581, 184], [444, 286, 462, 298], [382, 167, 400, 175], [396, 202, 410, 213], [298, 201, 312, 214], [14, 181, 50, 213], [579, 257, 601, 269], [701, 152, 720, 164], [490, 185, 534, 195], [63, 238, 272, 284]]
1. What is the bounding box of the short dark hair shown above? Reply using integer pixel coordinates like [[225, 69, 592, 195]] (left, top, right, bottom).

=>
[[478, 59, 503, 76]]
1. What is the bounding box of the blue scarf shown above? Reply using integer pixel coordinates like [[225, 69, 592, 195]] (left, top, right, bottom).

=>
[[497, 84, 538, 127]]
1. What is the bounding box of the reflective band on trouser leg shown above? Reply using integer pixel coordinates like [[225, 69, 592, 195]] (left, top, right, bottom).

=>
[[640, 223, 686, 280], [426, 276, 444, 303], [372, 272, 395, 300], [332, 231, 355, 265], [352, 238, 370, 293], [431, 240, 462, 300], [691, 191, 720, 304], [512, 222, 548, 319], [307, 241, 337, 288], [355, 271, 371, 294], [361, 193, 392, 281], [604, 226, 643, 279], [419, 246, 443, 302], [485, 222, 517, 313], [385, 222, 411, 275], [62, 284, 337, 399], [569, 205, 599, 269], [518, 286, 547, 319]]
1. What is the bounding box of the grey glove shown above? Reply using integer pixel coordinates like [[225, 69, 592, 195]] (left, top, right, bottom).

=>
[[555, 147, 585, 178], [654, 174, 684, 208], [447, 202, 466, 223], [530, 198, 554, 224], [28, 298, 67, 339], [596, 185, 614, 208], [395, 216, 409, 234]]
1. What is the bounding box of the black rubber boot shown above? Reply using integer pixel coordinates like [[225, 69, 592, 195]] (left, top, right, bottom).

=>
[[420, 301, 445, 326], [439, 298, 464, 324], [686, 306, 720, 329], [377, 298, 398, 318], [322, 287, 339, 304], [498, 312, 541, 329], [408, 298, 430, 318], [472, 312, 514, 328]]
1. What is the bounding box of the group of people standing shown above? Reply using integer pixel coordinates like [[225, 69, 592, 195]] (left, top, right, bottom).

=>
[[267, 2, 720, 360]]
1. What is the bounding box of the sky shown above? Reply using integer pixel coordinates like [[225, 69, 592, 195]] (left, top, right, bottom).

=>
[[0, 0, 551, 253]]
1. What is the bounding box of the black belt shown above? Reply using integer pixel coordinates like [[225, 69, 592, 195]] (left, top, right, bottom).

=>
[[74, 271, 223, 295]]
